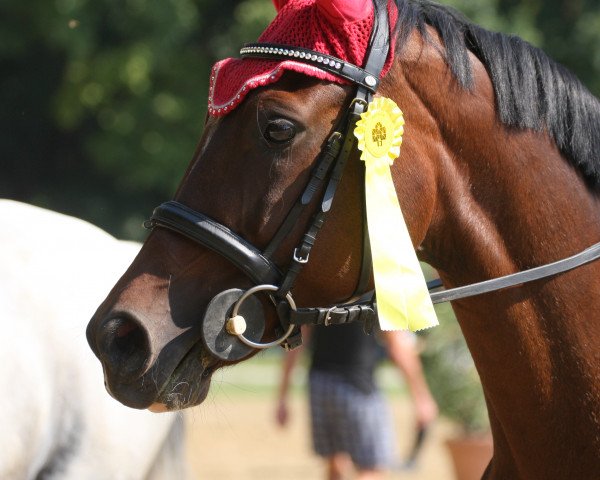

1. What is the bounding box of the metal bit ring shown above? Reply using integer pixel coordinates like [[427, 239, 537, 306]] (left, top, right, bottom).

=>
[[228, 284, 296, 349]]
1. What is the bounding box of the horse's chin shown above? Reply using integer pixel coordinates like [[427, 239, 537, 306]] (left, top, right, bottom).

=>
[[148, 402, 170, 413], [104, 340, 218, 411], [151, 342, 217, 411], [152, 371, 212, 411]]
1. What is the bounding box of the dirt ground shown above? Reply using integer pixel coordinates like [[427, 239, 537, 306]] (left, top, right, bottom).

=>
[[183, 358, 458, 480]]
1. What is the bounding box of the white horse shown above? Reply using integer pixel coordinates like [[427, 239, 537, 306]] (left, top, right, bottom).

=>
[[0, 200, 188, 480]]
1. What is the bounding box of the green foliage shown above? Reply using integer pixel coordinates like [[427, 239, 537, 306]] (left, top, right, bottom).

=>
[[421, 303, 490, 433], [418, 264, 489, 433], [0, 0, 273, 238], [2, 0, 600, 238], [446, 0, 600, 95]]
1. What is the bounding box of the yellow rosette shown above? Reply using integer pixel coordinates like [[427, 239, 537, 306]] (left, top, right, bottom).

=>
[[354, 96, 438, 332]]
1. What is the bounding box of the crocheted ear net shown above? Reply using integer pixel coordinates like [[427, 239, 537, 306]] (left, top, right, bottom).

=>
[[208, 0, 397, 116]]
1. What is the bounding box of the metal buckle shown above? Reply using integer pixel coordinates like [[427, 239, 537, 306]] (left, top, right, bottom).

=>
[[293, 248, 310, 264], [324, 306, 337, 326], [142, 219, 155, 230], [349, 97, 368, 114]]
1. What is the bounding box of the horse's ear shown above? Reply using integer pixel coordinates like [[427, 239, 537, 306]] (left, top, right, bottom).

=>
[[272, 0, 290, 12], [316, 0, 372, 23]]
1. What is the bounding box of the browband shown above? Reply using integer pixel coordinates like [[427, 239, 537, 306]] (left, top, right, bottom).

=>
[[240, 43, 381, 92]]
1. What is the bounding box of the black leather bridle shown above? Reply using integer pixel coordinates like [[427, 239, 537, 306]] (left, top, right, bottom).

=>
[[144, 0, 390, 360], [144, 0, 600, 361]]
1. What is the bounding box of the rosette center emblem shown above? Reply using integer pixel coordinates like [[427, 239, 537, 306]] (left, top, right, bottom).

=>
[[354, 96, 405, 165]]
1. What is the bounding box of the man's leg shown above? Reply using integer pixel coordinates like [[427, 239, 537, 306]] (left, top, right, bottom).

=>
[[326, 452, 352, 480], [355, 467, 385, 480]]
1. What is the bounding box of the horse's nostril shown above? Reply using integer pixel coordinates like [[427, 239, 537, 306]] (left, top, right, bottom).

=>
[[98, 315, 150, 382], [116, 320, 137, 338]]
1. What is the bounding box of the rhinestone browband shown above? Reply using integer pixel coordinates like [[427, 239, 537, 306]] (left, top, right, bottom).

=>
[[240, 42, 380, 92]]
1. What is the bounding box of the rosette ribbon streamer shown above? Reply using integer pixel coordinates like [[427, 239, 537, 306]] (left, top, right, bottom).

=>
[[354, 97, 438, 331]]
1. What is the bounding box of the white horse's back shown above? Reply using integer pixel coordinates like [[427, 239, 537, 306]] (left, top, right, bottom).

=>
[[0, 200, 187, 479]]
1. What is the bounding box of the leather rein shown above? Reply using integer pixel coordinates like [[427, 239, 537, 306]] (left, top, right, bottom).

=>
[[143, 0, 600, 360]]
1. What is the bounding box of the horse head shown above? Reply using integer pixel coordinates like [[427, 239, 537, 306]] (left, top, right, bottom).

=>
[[86, 0, 439, 411]]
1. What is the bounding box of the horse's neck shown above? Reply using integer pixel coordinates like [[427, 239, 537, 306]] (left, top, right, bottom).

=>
[[398, 38, 600, 477], [436, 147, 600, 477]]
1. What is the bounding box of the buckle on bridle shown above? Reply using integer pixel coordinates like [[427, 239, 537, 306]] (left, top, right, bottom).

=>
[[324, 306, 337, 326], [293, 248, 310, 264]]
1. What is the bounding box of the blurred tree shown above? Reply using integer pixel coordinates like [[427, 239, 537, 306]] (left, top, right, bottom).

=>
[[1, 0, 598, 238], [0, 0, 274, 238], [497, 0, 600, 95]]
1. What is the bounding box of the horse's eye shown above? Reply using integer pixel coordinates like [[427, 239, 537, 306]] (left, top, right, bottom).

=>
[[264, 119, 296, 144]]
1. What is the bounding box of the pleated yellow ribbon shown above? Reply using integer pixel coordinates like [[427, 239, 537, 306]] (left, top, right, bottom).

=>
[[354, 97, 438, 331]]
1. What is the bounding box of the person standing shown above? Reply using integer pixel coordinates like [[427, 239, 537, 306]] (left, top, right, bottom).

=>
[[275, 322, 438, 480]]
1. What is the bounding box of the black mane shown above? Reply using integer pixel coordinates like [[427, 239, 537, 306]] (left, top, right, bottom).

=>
[[395, 0, 600, 188]]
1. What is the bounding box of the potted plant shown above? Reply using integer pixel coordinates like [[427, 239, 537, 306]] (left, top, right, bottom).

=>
[[420, 302, 493, 480]]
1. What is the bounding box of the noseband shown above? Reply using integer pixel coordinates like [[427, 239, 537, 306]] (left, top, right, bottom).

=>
[[144, 0, 600, 361]]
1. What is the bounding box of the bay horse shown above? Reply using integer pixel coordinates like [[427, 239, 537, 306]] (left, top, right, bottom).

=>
[[86, 0, 600, 478], [0, 200, 188, 480]]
